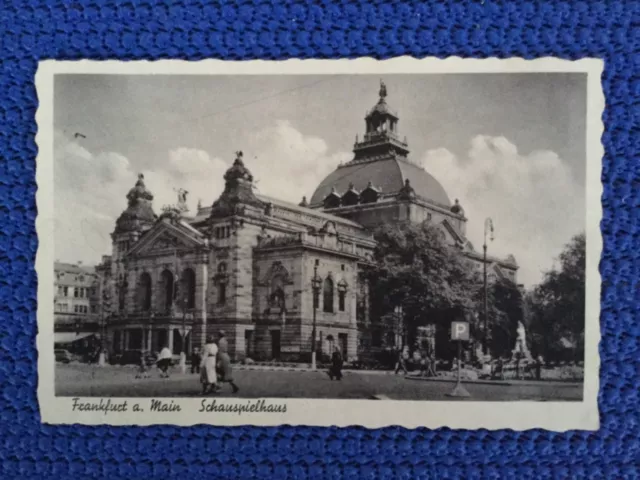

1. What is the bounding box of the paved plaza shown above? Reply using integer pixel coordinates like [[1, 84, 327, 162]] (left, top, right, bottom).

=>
[[55, 363, 583, 401]]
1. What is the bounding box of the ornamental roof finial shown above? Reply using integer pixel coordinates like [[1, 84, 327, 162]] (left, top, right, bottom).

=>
[[379, 80, 387, 101]]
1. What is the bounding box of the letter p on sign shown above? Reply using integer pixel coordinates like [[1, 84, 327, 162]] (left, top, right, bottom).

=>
[[451, 321, 470, 341]]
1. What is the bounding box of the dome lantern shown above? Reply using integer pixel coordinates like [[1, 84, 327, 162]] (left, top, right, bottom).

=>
[[309, 82, 451, 209]]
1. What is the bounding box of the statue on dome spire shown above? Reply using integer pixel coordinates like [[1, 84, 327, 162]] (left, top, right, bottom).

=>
[[379, 80, 387, 101]]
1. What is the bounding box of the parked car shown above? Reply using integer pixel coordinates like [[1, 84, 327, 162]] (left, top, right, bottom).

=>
[[55, 349, 73, 363]]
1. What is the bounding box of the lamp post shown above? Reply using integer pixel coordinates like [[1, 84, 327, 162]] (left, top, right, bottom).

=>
[[483, 218, 494, 355], [311, 261, 322, 370], [99, 288, 111, 367]]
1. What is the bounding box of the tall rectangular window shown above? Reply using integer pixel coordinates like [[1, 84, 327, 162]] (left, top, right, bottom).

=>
[[338, 291, 346, 312], [74, 288, 78, 298], [218, 283, 226, 305]]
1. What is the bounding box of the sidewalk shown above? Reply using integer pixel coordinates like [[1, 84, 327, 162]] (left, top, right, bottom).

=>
[[233, 364, 396, 375], [404, 374, 583, 388]]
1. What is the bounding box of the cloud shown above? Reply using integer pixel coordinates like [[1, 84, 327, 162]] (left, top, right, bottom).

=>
[[54, 131, 138, 264], [245, 119, 350, 203], [422, 135, 584, 287], [53, 121, 349, 265]]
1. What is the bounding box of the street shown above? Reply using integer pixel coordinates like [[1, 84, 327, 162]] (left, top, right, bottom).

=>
[[55, 364, 583, 401]]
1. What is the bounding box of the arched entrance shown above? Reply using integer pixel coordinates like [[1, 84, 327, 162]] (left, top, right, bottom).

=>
[[172, 329, 191, 356]]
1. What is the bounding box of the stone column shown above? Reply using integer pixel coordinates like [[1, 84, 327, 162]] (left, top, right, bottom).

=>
[[147, 329, 152, 352], [168, 327, 174, 353]]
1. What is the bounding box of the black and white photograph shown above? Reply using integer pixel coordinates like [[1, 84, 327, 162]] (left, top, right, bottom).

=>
[[36, 58, 602, 429]]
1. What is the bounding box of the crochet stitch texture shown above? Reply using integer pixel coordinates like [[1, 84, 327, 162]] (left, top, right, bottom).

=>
[[0, 0, 638, 478]]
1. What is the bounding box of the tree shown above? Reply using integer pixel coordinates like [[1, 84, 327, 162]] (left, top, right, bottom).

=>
[[480, 277, 524, 358], [369, 221, 476, 349], [529, 232, 586, 361]]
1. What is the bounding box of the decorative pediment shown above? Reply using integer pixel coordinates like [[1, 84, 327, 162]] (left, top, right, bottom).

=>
[[127, 221, 206, 257]]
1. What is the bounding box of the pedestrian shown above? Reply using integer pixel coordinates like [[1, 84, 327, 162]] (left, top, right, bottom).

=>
[[394, 346, 408, 375], [156, 344, 173, 378], [135, 353, 150, 379], [190, 347, 201, 375], [535, 355, 543, 380], [328, 346, 343, 381], [200, 335, 218, 394], [217, 331, 239, 394], [426, 351, 437, 377], [412, 346, 422, 373], [493, 357, 504, 380]]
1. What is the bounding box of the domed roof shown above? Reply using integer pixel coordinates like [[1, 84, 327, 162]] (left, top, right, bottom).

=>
[[310, 158, 451, 207], [114, 174, 156, 234]]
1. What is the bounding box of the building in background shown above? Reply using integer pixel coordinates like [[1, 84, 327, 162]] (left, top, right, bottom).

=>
[[54, 261, 101, 356], [96, 83, 518, 363]]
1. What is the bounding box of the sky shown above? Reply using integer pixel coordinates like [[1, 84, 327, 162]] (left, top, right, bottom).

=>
[[53, 73, 587, 287]]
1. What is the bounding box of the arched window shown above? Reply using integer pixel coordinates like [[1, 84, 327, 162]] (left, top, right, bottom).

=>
[[270, 275, 285, 310], [323, 277, 334, 313], [181, 268, 196, 309], [160, 270, 174, 313], [137, 272, 152, 311]]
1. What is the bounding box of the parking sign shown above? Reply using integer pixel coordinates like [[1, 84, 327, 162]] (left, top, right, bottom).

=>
[[451, 321, 470, 341]]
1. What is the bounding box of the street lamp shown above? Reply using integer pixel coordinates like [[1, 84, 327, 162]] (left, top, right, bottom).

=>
[[99, 288, 111, 367], [311, 260, 322, 370], [483, 217, 494, 356]]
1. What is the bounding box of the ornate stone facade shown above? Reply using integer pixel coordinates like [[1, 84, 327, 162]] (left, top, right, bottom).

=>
[[98, 84, 518, 362]]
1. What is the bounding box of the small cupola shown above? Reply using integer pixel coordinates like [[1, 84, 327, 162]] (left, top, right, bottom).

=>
[[451, 198, 465, 216], [397, 179, 416, 201]]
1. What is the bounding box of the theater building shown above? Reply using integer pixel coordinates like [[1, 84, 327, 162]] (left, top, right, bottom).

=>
[[97, 83, 517, 362]]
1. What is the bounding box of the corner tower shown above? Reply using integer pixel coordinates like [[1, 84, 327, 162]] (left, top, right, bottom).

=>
[[112, 173, 157, 262]]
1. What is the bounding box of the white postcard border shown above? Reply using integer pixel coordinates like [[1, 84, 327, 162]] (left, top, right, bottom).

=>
[[35, 56, 603, 430]]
